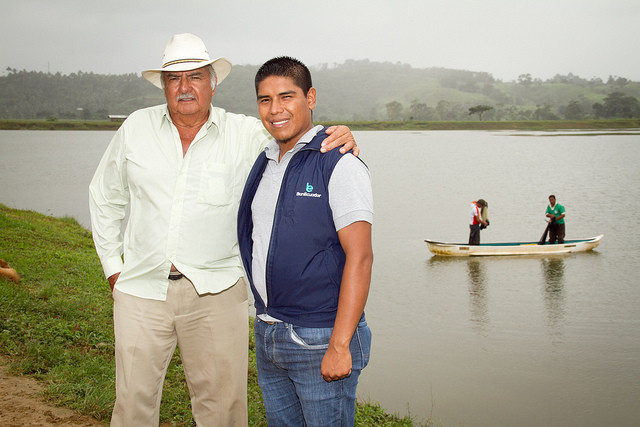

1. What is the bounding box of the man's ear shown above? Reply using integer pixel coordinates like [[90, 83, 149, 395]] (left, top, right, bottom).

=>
[[307, 87, 317, 110]]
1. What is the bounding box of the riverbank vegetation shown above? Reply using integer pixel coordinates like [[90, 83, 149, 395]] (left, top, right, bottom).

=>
[[0, 204, 429, 426], [2, 62, 639, 122], [1, 118, 639, 132]]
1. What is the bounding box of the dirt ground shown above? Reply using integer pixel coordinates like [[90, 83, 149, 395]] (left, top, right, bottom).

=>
[[0, 361, 107, 427]]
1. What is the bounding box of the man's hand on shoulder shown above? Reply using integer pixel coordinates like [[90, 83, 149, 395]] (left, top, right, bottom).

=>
[[321, 125, 359, 156]]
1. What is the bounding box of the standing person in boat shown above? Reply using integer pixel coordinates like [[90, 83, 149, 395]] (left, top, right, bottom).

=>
[[238, 56, 373, 427], [469, 199, 489, 245], [545, 194, 566, 244], [89, 33, 358, 427]]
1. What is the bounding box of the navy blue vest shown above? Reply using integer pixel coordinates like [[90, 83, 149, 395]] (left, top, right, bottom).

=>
[[238, 128, 348, 327]]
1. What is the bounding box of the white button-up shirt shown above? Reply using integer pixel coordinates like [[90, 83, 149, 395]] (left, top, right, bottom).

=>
[[89, 104, 269, 300]]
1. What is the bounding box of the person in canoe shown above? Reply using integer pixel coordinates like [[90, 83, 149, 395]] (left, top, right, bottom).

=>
[[545, 194, 566, 244], [469, 199, 489, 245]]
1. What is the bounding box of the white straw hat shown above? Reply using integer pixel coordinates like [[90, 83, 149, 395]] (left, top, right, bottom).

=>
[[141, 33, 232, 89]]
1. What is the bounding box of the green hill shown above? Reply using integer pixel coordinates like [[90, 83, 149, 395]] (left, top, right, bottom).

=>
[[1, 61, 639, 121]]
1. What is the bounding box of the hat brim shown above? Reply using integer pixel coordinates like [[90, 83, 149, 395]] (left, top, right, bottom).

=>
[[141, 57, 232, 89]]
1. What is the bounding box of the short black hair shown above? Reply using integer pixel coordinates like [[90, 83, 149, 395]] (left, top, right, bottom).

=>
[[255, 56, 312, 95]]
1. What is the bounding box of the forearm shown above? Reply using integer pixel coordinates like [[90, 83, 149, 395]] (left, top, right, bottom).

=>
[[321, 221, 373, 381], [321, 250, 372, 382], [89, 161, 128, 278], [330, 254, 373, 349]]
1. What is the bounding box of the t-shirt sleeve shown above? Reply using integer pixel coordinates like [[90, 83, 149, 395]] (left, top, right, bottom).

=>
[[328, 154, 374, 231]]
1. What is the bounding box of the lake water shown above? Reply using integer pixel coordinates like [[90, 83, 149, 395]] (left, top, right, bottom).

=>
[[1, 129, 639, 427]]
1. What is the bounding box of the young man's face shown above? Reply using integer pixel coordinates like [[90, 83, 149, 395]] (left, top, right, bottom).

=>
[[257, 76, 316, 146]]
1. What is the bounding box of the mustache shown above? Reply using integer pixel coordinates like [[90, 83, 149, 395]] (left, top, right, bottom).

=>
[[176, 93, 195, 101]]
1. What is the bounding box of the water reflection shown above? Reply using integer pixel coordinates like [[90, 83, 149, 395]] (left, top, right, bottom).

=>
[[467, 259, 489, 333], [541, 257, 565, 338]]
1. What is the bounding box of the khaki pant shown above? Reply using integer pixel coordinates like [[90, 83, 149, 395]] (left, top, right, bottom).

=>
[[111, 278, 249, 427]]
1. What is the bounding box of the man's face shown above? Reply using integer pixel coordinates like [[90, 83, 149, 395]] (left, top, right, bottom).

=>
[[257, 76, 315, 145], [549, 196, 556, 206], [163, 67, 215, 120]]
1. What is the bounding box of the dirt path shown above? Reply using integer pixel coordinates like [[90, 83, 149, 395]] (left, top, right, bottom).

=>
[[0, 362, 107, 426]]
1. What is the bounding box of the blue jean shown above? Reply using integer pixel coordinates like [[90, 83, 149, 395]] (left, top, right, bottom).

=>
[[254, 317, 371, 427]]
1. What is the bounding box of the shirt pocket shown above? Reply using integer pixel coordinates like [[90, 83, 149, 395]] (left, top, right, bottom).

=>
[[198, 162, 233, 206]]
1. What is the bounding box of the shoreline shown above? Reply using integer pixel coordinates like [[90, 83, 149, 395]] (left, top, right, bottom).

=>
[[1, 118, 640, 132]]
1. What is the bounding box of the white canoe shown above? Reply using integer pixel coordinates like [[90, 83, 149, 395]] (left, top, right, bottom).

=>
[[425, 235, 603, 257]]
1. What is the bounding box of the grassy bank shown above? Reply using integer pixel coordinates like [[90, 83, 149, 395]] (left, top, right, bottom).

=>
[[320, 118, 640, 131], [0, 119, 123, 131], [2, 118, 640, 131], [0, 205, 424, 426]]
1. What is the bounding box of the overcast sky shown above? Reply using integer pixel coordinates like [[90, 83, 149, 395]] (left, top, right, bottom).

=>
[[2, 0, 639, 82]]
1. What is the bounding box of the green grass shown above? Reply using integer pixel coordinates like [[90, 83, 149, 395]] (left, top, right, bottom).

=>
[[2, 118, 640, 131], [0, 119, 123, 131], [0, 205, 426, 426], [320, 118, 640, 131]]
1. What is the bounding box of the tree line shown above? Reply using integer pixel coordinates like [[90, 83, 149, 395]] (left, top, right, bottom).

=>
[[1, 61, 639, 122]]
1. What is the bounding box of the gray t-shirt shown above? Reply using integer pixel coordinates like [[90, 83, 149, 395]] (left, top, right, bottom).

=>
[[251, 126, 374, 321]]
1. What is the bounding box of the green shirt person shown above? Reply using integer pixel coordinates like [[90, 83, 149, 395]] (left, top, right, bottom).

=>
[[545, 194, 566, 243]]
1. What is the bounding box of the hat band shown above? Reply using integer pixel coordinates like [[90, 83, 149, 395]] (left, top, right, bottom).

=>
[[162, 58, 208, 68]]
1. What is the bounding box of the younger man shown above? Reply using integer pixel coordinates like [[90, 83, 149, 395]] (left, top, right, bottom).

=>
[[237, 57, 373, 426]]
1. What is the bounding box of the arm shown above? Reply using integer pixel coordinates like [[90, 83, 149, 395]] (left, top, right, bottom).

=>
[[545, 206, 558, 222], [321, 221, 373, 382], [88, 130, 129, 288], [320, 125, 360, 157], [474, 207, 487, 227], [478, 217, 488, 227]]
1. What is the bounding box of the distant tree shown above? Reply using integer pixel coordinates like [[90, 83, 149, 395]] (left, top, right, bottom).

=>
[[517, 74, 533, 86], [435, 100, 451, 120], [534, 104, 559, 120], [564, 100, 587, 120], [592, 92, 640, 118], [592, 102, 605, 119], [468, 105, 493, 120], [407, 99, 438, 120], [606, 76, 629, 87], [604, 92, 640, 118], [385, 101, 404, 120], [408, 99, 427, 120]]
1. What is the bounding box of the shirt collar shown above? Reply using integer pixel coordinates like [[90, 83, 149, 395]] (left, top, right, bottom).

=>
[[264, 125, 323, 162], [162, 104, 217, 130]]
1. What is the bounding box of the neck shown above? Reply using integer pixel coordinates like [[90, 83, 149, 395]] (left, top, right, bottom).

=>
[[277, 140, 298, 161], [171, 110, 209, 131], [170, 111, 209, 156], [277, 124, 314, 161]]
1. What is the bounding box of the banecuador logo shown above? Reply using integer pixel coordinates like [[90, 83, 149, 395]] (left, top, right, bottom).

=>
[[296, 182, 322, 198]]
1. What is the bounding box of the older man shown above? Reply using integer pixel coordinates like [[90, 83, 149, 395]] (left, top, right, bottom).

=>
[[89, 33, 356, 426]]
